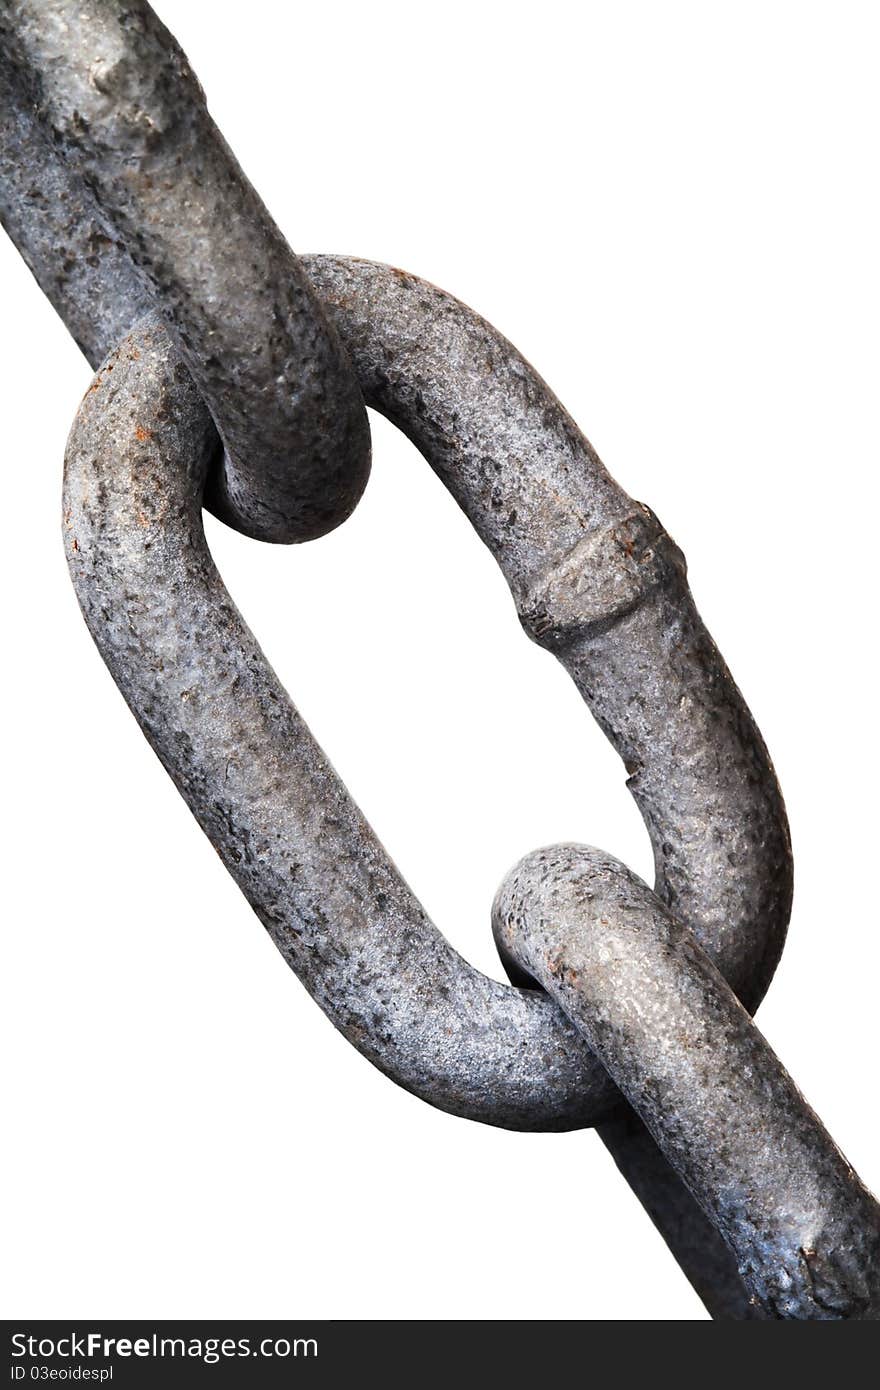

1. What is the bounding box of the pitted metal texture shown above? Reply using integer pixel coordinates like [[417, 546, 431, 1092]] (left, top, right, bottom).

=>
[[0, 0, 371, 543], [302, 256, 793, 1018], [63, 262, 791, 1129], [2, 0, 876, 1323], [494, 845, 880, 1319]]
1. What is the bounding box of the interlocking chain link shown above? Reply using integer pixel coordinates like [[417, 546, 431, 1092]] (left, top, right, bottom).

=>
[[1, 0, 370, 542], [2, 0, 878, 1321]]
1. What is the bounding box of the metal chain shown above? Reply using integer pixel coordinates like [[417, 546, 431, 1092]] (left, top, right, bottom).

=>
[[2, 0, 877, 1321], [495, 849, 880, 1317], [0, 0, 371, 542]]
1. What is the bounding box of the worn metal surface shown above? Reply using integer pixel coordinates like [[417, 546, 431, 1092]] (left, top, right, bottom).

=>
[[0, 56, 151, 363], [596, 1106, 767, 1319], [494, 845, 880, 1319], [63, 261, 791, 1129], [0, 0, 370, 542], [307, 259, 796, 1317], [302, 255, 793, 1016], [60, 278, 802, 1312], [5, 0, 870, 1320], [64, 314, 604, 1133]]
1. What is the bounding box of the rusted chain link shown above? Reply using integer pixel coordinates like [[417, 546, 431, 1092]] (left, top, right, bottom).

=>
[[2, 0, 877, 1322], [0, 0, 370, 542]]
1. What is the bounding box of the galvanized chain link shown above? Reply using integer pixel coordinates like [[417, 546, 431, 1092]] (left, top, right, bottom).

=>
[[2, 0, 877, 1321]]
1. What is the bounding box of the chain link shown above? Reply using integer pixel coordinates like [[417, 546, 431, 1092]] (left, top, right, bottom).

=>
[[0, 0, 370, 542], [2, 0, 877, 1321]]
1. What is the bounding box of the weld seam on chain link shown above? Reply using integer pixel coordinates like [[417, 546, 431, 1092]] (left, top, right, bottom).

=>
[[63, 260, 791, 1128], [5, 0, 876, 1322]]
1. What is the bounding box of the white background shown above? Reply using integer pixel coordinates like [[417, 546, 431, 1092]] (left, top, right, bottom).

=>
[[1, 1, 878, 1322]]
